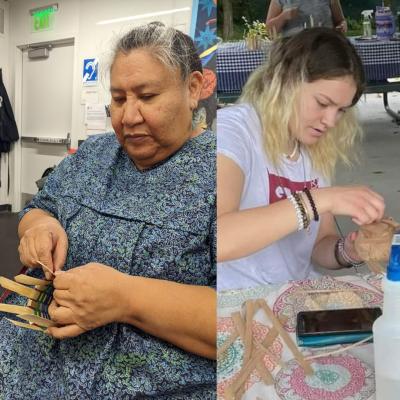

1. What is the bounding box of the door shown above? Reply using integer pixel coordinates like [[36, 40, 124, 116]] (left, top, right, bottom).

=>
[[17, 41, 74, 209]]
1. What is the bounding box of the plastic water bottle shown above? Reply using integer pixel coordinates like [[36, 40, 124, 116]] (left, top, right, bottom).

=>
[[373, 231, 400, 399], [361, 10, 373, 38]]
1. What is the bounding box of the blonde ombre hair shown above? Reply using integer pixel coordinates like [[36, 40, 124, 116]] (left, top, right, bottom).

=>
[[240, 28, 365, 179]]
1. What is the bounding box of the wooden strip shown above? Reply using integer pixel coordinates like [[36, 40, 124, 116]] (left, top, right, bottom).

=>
[[17, 314, 55, 328], [256, 359, 274, 386], [224, 353, 254, 400], [27, 299, 36, 308], [236, 306, 260, 399], [257, 298, 313, 375], [6, 318, 45, 332], [231, 311, 245, 336], [259, 325, 283, 368], [14, 275, 51, 286], [218, 302, 260, 359], [227, 312, 253, 400], [227, 312, 276, 398], [239, 300, 274, 386], [35, 260, 55, 277], [224, 346, 267, 399], [0, 304, 34, 315], [0, 277, 41, 300], [243, 300, 255, 364]]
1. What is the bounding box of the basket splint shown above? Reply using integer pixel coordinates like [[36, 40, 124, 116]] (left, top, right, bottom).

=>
[[0, 274, 55, 331]]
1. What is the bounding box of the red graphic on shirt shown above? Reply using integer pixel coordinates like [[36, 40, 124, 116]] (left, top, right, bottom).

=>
[[268, 172, 319, 203]]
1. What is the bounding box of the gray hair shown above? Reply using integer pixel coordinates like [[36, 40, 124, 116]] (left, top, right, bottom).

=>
[[111, 21, 202, 81]]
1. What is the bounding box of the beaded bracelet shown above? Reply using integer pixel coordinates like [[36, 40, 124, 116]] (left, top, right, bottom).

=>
[[287, 194, 305, 231], [293, 192, 310, 230], [335, 238, 364, 268], [334, 239, 351, 268], [303, 187, 319, 221], [298, 192, 312, 229]]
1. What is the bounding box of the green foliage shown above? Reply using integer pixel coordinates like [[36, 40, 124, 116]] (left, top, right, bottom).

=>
[[242, 16, 269, 39], [347, 18, 363, 36]]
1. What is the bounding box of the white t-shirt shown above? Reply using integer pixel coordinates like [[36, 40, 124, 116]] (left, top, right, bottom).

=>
[[217, 103, 328, 290]]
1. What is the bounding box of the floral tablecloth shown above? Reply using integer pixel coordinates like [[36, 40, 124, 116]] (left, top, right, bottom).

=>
[[217, 274, 383, 400]]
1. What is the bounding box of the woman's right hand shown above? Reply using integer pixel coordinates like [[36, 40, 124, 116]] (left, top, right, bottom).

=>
[[313, 186, 385, 225], [18, 220, 68, 279]]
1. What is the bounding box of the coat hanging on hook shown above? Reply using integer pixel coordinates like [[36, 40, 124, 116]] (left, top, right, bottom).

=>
[[0, 68, 19, 194]]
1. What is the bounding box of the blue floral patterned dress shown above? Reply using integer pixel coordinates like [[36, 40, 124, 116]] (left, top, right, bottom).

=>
[[0, 131, 216, 399]]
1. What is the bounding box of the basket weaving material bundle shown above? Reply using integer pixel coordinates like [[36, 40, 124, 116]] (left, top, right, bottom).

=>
[[354, 218, 400, 273], [0, 274, 55, 331]]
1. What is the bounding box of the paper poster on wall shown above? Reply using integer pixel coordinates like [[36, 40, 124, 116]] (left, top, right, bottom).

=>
[[80, 88, 99, 105], [83, 58, 98, 86], [84, 103, 106, 130]]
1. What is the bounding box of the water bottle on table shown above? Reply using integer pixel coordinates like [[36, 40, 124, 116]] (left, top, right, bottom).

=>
[[361, 10, 373, 38], [373, 231, 400, 399]]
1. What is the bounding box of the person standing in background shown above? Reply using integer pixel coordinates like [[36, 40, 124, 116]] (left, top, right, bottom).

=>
[[266, 0, 347, 37]]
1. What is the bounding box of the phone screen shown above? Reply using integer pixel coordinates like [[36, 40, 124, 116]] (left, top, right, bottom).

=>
[[296, 307, 382, 336]]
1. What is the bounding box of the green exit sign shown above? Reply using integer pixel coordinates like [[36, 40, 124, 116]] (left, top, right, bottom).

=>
[[31, 6, 55, 32]]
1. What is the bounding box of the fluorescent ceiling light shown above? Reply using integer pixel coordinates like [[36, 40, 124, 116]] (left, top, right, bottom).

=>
[[97, 7, 191, 25]]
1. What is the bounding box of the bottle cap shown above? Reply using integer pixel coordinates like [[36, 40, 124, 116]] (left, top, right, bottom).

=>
[[361, 10, 373, 19], [387, 234, 400, 281]]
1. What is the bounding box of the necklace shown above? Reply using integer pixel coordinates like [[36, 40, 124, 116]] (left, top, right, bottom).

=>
[[284, 140, 299, 160], [273, 145, 307, 200]]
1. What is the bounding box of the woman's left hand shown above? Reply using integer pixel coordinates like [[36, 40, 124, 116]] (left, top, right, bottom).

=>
[[47, 263, 127, 339], [344, 231, 363, 262]]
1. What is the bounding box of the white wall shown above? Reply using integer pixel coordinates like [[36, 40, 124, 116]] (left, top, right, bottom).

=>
[[7, 0, 193, 210]]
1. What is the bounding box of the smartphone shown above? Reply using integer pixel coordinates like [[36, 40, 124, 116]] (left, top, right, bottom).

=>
[[296, 307, 382, 347]]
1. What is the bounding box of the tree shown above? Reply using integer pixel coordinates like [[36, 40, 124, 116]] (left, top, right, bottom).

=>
[[222, 0, 234, 40]]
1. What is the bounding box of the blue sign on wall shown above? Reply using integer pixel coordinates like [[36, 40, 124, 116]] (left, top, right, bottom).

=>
[[83, 58, 98, 85]]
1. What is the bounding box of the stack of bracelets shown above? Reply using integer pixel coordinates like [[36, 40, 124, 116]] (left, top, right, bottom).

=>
[[288, 187, 363, 268], [287, 187, 319, 231], [334, 237, 364, 268]]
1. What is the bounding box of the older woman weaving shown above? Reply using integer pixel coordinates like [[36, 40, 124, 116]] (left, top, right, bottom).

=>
[[0, 22, 216, 398]]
